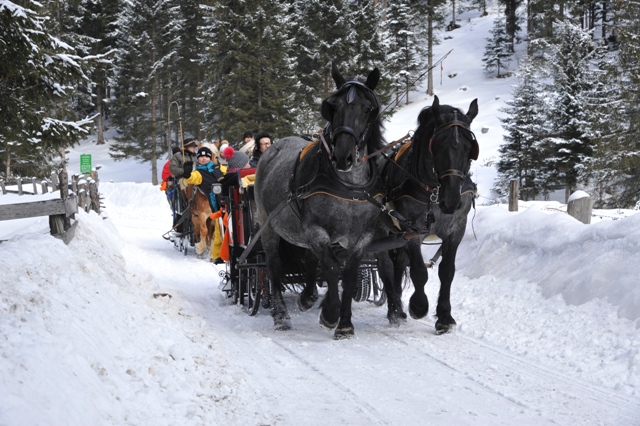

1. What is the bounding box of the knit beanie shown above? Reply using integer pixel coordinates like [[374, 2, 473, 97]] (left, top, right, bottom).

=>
[[223, 147, 250, 169], [197, 147, 212, 158]]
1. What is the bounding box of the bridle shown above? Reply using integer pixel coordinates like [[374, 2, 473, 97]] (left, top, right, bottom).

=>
[[429, 109, 479, 181], [322, 80, 380, 161]]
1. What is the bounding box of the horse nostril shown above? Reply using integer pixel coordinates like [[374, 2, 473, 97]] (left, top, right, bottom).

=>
[[346, 154, 354, 168]]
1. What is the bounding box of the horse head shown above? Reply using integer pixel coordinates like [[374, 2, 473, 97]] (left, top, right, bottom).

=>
[[321, 63, 383, 172], [418, 95, 479, 214]]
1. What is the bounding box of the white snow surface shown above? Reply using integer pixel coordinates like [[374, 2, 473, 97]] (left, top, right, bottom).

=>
[[2, 8, 640, 426]]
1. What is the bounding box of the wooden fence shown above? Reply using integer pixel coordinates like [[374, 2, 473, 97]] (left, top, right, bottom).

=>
[[0, 170, 101, 244]]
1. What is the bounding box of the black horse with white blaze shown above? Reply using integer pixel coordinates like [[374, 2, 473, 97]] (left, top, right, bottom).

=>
[[376, 96, 479, 334], [254, 63, 385, 339]]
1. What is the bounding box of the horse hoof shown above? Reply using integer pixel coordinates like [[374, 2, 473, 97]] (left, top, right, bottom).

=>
[[409, 295, 429, 320], [319, 312, 339, 329], [435, 320, 456, 335], [387, 311, 408, 327], [297, 295, 317, 312], [333, 327, 355, 340], [274, 318, 292, 331]]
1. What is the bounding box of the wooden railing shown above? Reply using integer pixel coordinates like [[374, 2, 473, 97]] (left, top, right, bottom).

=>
[[0, 170, 101, 243]]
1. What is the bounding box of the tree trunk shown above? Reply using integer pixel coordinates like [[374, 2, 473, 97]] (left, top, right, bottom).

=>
[[151, 79, 159, 186], [451, 0, 456, 28], [427, 0, 434, 96], [4, 150, 10, 178], [96, 90, 105, 145]]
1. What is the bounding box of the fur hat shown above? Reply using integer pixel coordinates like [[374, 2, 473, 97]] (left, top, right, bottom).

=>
[[219, 143, 229, 164], [243, 131, 254, 140], [197, 147, 212, 158], [183, 138, 198, 148], [223, 147, 250, 170]]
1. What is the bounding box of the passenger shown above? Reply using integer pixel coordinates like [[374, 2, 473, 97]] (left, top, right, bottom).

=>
[[223, 147, 256, 186], [181, 146, 224, 209], [168, 139, 198, 234], [160, 146, 181, 195], [182, 146, 225, 262], [212, 146, 256, 264], [237, 131, 255, 157], [169, 138, 198, 186], [218, 140, 230, 169], [250, 132, 273, 168]]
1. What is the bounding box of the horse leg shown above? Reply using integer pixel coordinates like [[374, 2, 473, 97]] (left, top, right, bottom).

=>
[[334, 255, 361, 339], [313, 244, 342, 329], [407, 239, 430, 320], [435, 239, 460, 334], [262, 230, 291, 330], [377, 249, 407, 325], [194, 214, 207, 256], [298, 250, 319, 311]]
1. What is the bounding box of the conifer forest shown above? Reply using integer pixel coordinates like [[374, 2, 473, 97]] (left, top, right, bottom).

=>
[[1, 0, 639, 207]]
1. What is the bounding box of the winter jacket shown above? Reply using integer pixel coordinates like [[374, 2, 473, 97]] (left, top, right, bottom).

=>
[[161, 160, 172, 182], [169, 150, 197, 179], [183, 161, 224, 211]]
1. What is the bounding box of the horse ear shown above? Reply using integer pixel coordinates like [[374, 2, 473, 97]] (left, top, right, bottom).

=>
[[432, 95, 443, 126], [331, 62, 346, 89], [466, 98, 479, 121], [365, 68, 380, 90], [321, 99, 333, 121]]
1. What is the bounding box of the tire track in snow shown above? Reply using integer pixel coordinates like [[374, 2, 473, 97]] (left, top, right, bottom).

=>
[[377, 322, 640, 426]]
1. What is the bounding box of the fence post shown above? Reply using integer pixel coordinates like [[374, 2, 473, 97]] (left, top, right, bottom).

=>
[[32, 178, 37, 195], [89, 180, 101, 214], [567, 191, 593, 224], [51, 172, 59, 191], [509, 179, 519, 212], [42, 181, 49, 194], [78, 179, 87, 212], [71, 174, 79, 195], [49, 170, 70, 235], [17, 178, 23, 195], [0, 180, 5, 195]]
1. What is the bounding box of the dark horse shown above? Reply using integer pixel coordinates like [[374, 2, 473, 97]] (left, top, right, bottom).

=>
[[376, 96, 479, 334], [254, 63, 385, 339]]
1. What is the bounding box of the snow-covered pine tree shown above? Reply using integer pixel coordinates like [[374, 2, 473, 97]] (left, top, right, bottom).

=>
[[200, 0, 297, 142], [498, 0, 522, 52], [532, 20, 601, 200], [175, 0, 206, 142], [63, 0, 119, 145], [0, 0, 94, 179], [483, 16, 513, 77], [380, 0, 429, 107], [597, 0, 640, 208], [348, 0, 387, 93], [496, 57, 550, 200], [109, 0, 183, 184]]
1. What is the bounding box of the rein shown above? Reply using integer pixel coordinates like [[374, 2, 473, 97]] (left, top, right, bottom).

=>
[[360, 132, 412, 163]]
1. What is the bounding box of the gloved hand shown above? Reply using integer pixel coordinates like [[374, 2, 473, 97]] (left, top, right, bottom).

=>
[[182, 161, 193, 179]]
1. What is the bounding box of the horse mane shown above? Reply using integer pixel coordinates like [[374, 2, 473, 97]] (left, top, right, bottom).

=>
[[413, 104, 466, 147]]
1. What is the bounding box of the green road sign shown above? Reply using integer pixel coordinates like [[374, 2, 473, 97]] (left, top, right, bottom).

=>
[[80, 154, 92, 174]]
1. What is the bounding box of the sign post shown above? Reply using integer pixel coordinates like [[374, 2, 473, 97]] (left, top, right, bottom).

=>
[[80, 154, 92, 174]]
